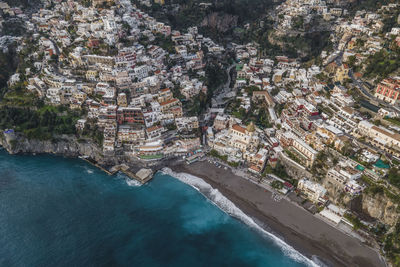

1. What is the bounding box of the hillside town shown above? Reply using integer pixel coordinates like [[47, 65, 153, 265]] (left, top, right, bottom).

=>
[[1, 0, 400, 265]]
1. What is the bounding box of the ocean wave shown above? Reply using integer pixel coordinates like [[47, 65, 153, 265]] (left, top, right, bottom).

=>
[[116, 172, 142, 187], [161, 167, 322, 267], [125, 179, 142, 187]]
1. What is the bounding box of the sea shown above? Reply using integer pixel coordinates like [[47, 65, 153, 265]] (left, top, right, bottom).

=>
[[0, 150, 316, 267]]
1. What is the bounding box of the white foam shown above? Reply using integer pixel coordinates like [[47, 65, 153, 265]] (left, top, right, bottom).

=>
[[161, 167, 321, 267], [117, 172, 142, 187], [126, 179, 142, 187], [311, 255, 329, 267]]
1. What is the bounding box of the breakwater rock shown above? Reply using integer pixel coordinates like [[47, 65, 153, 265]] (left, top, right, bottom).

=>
[[0, 131, 115, 166]]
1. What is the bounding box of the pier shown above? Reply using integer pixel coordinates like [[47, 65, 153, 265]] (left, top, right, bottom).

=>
[[79, 157, 154, 185], [80, 156, 116, 175], [111, 164, 153, 184]]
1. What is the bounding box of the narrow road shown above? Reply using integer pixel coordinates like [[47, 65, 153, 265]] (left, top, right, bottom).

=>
[[331, 48, 400, 113], [212, 63, 236, 107], [349, 70, 400, 113]]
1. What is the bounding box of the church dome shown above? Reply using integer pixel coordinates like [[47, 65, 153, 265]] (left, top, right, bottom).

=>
[[247, 122, 255, 132]]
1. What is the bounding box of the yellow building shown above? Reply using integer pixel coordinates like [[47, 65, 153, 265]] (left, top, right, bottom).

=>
[[158, 88, 173, 103], [227, 122, 258, 152], [86, 70, 98, 81], [72, 91, 87, 103], [117, 93, 128, 107], [82, 84, 94, 95], [280, 131, 317, 168], [92, 0, 114, 7], [358, 120, 400, 157], [272, 72, 282, 84], [160, 98, 181, 112], [335, 64, 350, 83], [347, 40, 355, 50]]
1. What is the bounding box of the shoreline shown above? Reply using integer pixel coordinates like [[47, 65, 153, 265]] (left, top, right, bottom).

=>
[[169, 160, 386, 267], [0, 143, 386, 266]]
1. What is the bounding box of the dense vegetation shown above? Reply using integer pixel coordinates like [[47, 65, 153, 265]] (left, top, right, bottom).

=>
[[364, 49, 399, 79], [276, 31, 332, 60], [0, 105, 80, 140], [364, 48, 400, 80], [134, 0, 278, 43], [80, 119, 104, 145], [136, 0, 332, 61], [186, 62, 227, 116], [3, 0, 41, 8], [347, 0, 394, 16], [0, 39, 44, 104], [387, 168, 400, 189], [0, 47, 19, 97], [227, 86, 271, 128], [384, 221, 400, 266], [1, 20, 26, 36]]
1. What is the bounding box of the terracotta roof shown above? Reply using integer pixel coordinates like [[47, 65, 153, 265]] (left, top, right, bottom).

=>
[[171, 107, 182, 112], [232, 124, 246, 134], [372, 126, 400, 142], [160, 98, 178, 106], [342, 106, 354, 115], [328, 62, 338, 67], [249, 165, 261, 172], [147, 125, 162, 132], [253, 91, 275, 106]]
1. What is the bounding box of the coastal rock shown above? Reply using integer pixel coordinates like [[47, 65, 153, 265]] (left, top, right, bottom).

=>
[[0, 132, 114, 166], [362, 192, 399, 226], [322, 177, 399, 226]]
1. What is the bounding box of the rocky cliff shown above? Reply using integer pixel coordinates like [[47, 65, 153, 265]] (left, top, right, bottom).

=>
[[201, 13, 238, 33], [362, 192, 399, 226], [322, 177, 399, 226], [0, 131, 116, 166], [322, 178, 353, 206]]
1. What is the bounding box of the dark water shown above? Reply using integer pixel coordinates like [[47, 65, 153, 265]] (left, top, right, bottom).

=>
[[0, 150, 308, 267]]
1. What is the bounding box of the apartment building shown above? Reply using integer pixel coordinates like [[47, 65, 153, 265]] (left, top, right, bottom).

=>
[[358, 120, 400, 156], [280, 131, 317, 167], [298, 178, 328, 204], [374, 78, 400, 104]]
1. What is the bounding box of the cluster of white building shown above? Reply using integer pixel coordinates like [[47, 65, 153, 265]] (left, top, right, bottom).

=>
[[11, 0, 231, 159]]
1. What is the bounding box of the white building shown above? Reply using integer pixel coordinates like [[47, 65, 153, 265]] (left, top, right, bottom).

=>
[[298, 178, 327, 204]]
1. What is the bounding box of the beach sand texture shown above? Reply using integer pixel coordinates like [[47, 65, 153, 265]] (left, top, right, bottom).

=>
[[172, 161, 385, 267]]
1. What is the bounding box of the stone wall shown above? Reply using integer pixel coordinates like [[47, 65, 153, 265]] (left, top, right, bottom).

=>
[[278, 152, 313, 179]]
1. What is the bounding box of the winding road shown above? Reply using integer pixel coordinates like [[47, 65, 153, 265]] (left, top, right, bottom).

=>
[[211, 63, 236, 108]]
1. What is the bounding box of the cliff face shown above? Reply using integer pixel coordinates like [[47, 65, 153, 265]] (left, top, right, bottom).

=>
[[201, 13, 238, 33], [0, 132, 115, 166], [362, 193, 399, 226], [322, 178, 353, 206], [322, 177, 399, 226]]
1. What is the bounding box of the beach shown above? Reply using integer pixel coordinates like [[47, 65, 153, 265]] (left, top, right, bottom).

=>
[[1, 150, 315, 267], [171, 160, 385, 267]]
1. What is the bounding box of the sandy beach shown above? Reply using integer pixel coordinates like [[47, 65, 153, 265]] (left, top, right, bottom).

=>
[[170, 160, 385, 267]]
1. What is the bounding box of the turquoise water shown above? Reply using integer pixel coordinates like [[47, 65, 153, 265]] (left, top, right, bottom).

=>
[[0, 150, 308, 267]]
